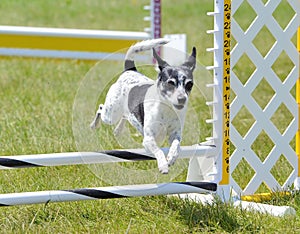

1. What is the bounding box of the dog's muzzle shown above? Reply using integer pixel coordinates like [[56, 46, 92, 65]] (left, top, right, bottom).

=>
[[174, 96, 186, 109], [173, 104, 185, 110], [177, 95, 186, 104]]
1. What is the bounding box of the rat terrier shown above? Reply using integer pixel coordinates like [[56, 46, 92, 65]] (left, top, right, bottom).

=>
[[90, 38, 196, 174]]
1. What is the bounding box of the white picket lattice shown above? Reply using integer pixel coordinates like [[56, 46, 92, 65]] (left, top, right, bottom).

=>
[[230, 0, 299, 195]]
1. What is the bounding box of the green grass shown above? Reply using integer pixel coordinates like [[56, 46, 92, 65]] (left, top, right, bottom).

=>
[[0, 0, 299, 233]]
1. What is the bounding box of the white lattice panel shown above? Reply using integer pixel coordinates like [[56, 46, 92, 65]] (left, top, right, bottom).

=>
[[230, 0, 299, 195]]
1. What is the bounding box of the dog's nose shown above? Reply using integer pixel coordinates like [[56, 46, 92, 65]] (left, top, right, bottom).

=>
[[177, 96, 186, 104]]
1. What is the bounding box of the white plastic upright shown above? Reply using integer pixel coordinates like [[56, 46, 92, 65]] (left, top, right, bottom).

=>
[[186, 0, 231, 202]]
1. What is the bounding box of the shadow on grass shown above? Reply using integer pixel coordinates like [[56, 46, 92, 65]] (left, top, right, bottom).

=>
[[166, 196, 263, 233]]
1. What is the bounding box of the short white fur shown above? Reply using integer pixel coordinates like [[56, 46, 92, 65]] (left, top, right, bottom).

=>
[[91, 38, 196, 174]]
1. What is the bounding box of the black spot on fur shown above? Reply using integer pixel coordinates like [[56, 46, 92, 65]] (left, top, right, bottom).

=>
[[128, 84, 153, 126], [124, 60, 137, 71]]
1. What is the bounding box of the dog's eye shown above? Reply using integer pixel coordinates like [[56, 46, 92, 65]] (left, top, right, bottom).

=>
[[167, 80, 176, 87], [185, 81, 193, 92]]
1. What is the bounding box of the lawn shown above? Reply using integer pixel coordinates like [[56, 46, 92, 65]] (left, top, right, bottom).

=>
[[0, 0, 299, 233]]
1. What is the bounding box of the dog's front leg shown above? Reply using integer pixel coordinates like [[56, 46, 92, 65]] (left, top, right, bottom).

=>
[[167, 133, 181, 166], [143, 136, 168, 174]]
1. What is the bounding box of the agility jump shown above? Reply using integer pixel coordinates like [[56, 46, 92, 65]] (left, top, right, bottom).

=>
[[0, 0, 299, 217], [0, 0, 161, 60], [0, 0, 229, 205]]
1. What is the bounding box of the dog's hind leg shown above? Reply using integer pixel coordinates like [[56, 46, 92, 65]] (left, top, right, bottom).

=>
[[90, 83, 124, 129], [113, 118, 126, 136], [90, 104, 104, 129], [100, 83, 124, 125]]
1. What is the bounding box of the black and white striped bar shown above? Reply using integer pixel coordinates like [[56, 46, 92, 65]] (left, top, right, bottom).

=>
[[0, 182, 217, 206], [0, 144, 217, 169]]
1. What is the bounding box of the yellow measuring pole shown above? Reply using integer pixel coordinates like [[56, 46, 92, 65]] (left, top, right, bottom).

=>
[[297, 28, 300, 177], [220, 0, 231, 185]]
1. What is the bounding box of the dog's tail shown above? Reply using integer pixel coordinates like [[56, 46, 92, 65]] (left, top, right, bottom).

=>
[[124, 38, 170, 71]]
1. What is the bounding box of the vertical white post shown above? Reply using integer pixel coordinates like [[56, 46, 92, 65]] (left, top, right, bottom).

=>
[[206, 0, 231, 200], [211, 0, 224, 185], [186, 0, 231, 202]]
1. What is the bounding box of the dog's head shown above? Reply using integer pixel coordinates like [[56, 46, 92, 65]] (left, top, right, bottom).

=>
[[153, 47, 196, 110]]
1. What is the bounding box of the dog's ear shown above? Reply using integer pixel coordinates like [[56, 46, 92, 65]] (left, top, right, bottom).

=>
[[153, 48, 169, 71], [182, 47, 196, 72]]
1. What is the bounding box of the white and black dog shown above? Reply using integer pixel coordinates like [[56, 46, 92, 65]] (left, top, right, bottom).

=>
[[90, 38, 196, 174]]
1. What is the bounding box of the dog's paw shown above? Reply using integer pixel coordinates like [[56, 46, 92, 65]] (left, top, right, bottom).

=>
[[167, 153, 179, 166], [159, 163, 169, 174], [167, 142, 180, 166], [156, 152, 169, 174]]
